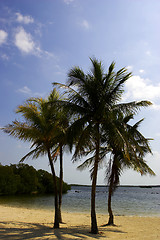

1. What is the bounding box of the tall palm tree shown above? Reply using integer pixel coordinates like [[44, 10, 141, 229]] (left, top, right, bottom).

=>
[[103, 113, 155, 225], [2, 89, 62, 228], [53, 57, 152, 234]]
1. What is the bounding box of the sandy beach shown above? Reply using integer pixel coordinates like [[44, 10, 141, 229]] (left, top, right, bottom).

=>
[[0, 205, 159, 239]]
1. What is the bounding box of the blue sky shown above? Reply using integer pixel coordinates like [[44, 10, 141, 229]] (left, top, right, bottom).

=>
[[0, 0, 160, 185]]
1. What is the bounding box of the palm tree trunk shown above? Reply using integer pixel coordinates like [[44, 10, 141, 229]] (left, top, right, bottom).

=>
[[107, 159, 115, 226], [107, 178, 114, 225], [91, 157, 98, 233], [58, 145, 63, 223], [47, 148, 59, 229], [91, 124, 99, 234]]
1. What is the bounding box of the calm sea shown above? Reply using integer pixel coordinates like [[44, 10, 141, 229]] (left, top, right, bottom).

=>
[[0, 186, 160, 217]]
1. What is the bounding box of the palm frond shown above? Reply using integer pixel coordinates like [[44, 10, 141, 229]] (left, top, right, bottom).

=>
[[115, 100, 152, 115], [19, 146, 43, 162], [77, 158, 94, 171]]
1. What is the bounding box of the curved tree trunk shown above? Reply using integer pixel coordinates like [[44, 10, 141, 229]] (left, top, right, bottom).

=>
[[91, 124, 99, 234], [58, 145, 63, 223], [47, 148, 59, 229]]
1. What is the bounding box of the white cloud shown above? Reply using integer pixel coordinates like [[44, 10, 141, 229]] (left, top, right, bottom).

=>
[[151, 102, 160, 110], [14, 27, 54, 58], [0, 30, 8, 45], [123, 75, 160, 109], [126, 65, 133, 71], [17, 86, 32, 95], [80, 20, 90, 30], [146, 50, 151, 56], [16, 12, 34, 24], [146, 150, 160, 174], [155, 132, 160, 137], [14, 27, 35, 54], [64, 0, 74, 4], [139, 69, 145, 74], [125, 76, 160, 100]]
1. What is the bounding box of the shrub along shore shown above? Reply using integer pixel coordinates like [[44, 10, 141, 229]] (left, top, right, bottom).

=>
[[0, 163, 71, 196]]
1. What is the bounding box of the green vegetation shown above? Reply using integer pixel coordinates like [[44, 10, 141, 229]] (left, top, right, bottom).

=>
[[0, 163, 70, 196]]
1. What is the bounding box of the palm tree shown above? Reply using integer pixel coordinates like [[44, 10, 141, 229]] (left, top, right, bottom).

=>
[[53, 57, 152, 234], [2, 89, 62, 228], [103, 113, 155, 225]]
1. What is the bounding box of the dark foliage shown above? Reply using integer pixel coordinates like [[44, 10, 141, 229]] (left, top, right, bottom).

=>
[[0, 163, 70, 196]]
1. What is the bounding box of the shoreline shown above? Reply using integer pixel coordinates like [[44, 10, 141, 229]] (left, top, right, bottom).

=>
[[1, 202, 160, 218], [71, 184, 160, 187], [0, 205, 160, 239]]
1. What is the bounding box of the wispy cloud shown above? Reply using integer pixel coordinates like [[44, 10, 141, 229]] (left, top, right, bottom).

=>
[[17, 86, 32, 95], [64, 0, 75, 4], [80, 20, 90, 30], [1, 53, 9, 60], [0, 29, 8, 45], [17, 85, 46, 97], [15, 12, 34, 24]]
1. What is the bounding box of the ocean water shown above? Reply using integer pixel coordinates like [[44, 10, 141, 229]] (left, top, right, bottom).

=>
[[0, 186, 160, 217]]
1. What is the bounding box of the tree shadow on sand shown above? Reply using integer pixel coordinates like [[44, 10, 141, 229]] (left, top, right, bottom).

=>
[[0, 221, 127, 239]]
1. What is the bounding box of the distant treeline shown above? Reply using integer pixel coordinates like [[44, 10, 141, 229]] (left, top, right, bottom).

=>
[[0, 163, 71, 196]]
